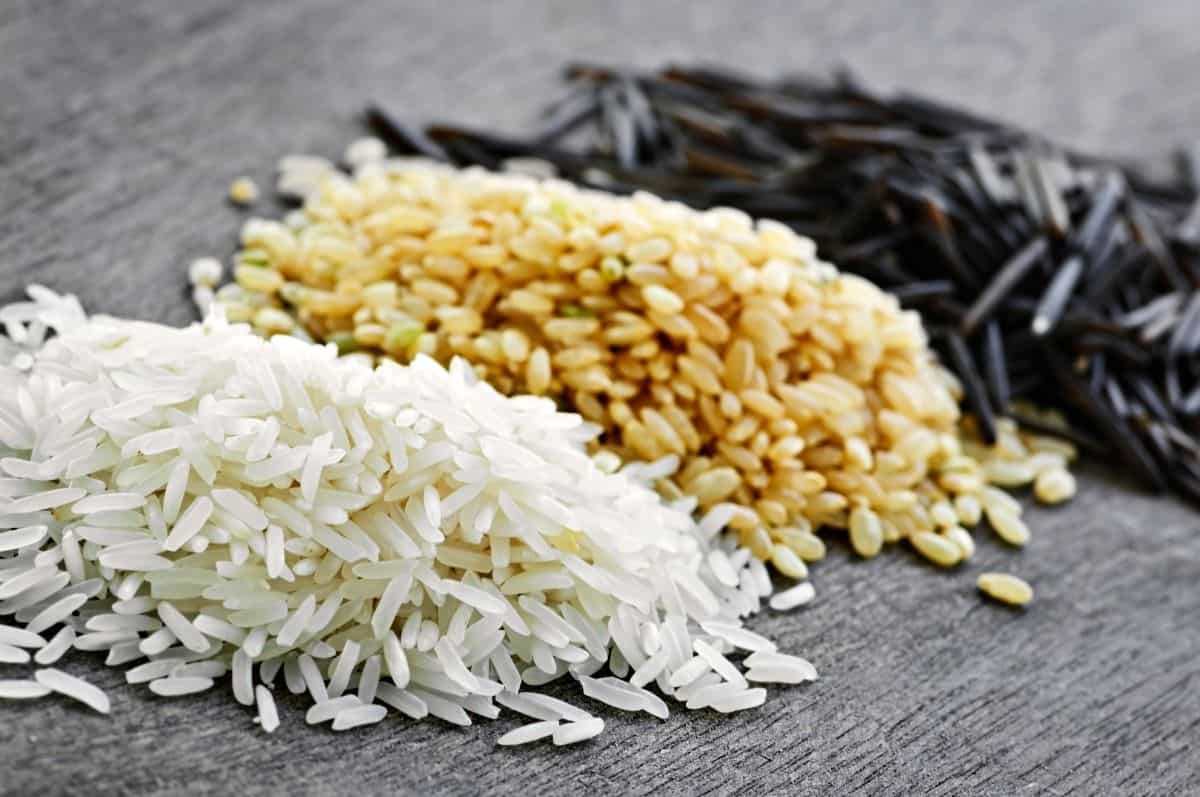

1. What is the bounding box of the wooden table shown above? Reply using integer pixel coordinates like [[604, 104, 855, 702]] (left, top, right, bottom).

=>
[[3, 1, 1199, 794]]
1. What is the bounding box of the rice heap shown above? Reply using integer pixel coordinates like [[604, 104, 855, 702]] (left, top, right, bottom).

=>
[[0, 287, 814, 739], [202, 145, 1075, 578]]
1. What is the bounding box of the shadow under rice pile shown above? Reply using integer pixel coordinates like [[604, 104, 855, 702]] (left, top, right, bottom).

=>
[[369, 62, 1200, 506], [0, 287, 813, 740], [198, 146, 1076, 590]]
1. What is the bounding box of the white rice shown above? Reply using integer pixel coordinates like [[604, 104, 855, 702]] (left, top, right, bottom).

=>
[[579, 675, 669, 719], [255, 685, 280, 732], [124, 660, 175, 685], [148, 676, 215, 697], [552, 717, 605, 746], [156, 602, 209, 653], [327, 640, 360, 698], [0, 642, 30, 663], [497, 720, 559, 746], [0, 525, 49, 553], [5, 488, 86, 514], [357, 654, 381, 705], [33, 625, 75, 665], [768, 582, 816, 611], [306, 695, 362, 724], [171, 661, 228, 679], [0, 679, 52, 699], [232, 649, 254, 706], [105, 641, 146, 667], [744, 651, 819, 684], [72, 493, 145, 515], [138, 627, 176, 656], [0, 623, 46, 648], [332, 703, 388, 731], [0, 288, 817, 744], [375, 682, 427, 719], [35, 667, 110, 713], [85, 614, 160, 633], [709, 687, 767, 713], [259, 658, 282, 687], [693, 639, 748, 688], [407, 687, 471, 726], [684, 680, 749, 710]]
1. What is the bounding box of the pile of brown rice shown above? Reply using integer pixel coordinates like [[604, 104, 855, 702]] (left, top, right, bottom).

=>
[[194, 143, 1075, 578]]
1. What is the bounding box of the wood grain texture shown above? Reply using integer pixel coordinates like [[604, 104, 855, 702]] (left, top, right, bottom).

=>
[[2, 1, 1200, 794]]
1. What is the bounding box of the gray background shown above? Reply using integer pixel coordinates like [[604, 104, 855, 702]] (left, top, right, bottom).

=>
[[3, 1, 1200, 795]]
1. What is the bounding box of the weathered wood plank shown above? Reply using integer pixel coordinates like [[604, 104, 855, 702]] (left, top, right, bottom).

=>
[[2, 2, 1199, 794]]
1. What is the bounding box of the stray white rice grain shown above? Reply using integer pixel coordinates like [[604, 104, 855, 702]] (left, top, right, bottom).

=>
[[256, 685, 280, 733], [768, 582, 816, 611], [35, 667, 110, 713]]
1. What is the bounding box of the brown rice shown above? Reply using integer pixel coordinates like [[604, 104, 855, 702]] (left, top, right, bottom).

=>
[[204, 145, 1074, 573]]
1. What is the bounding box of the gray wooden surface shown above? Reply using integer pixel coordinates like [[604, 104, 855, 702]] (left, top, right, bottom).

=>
[[3, 1, 1200, 794]]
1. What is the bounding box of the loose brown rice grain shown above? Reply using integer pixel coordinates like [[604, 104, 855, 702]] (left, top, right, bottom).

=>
[[977, 572, 1033, 606], [229, 176, 259, 205], [911, 531, 961, 567], [986, 507, 1031, 547], [1033, 469, 1076, 505], [848, 506, 883, 559], [942, 526, 976, 560]]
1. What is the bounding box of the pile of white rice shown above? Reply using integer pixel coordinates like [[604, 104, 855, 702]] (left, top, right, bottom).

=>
[[0, 287, 814, 741]]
